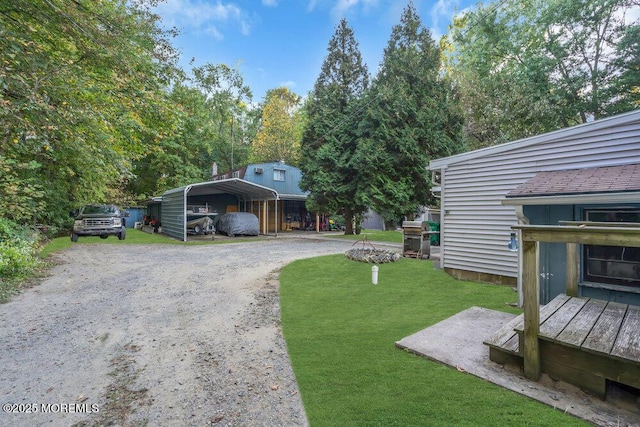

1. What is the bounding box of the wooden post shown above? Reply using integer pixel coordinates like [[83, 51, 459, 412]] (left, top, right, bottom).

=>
[[522, 239, 540, 380], [566, 242, 579, 297], [316, 213, 320, 233]]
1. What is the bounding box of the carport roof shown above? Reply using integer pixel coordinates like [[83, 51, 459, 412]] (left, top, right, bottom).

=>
[[164, 178, 278, 200]]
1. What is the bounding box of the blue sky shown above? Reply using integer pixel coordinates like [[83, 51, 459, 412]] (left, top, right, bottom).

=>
[[154, 0, 476, 102]]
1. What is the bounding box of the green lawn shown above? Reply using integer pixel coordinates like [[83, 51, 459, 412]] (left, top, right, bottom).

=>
[[39, 228, 264, 258], [279, 255, 587, 426], [325, 229, 403, 243]]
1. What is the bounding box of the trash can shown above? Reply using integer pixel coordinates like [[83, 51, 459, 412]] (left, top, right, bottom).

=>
[[427, 221, 440, 246]]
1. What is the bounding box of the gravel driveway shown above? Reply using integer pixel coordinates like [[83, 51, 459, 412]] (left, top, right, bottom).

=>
[[0, 237, 357, 427]]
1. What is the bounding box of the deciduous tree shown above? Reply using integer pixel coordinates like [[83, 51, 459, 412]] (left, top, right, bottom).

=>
[[0, 0, 177, 228], [445, 0, 640, 147], [249, 87, 303, 166]]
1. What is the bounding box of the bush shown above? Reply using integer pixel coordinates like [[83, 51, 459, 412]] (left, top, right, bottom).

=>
[[0, 218, 44, 302]]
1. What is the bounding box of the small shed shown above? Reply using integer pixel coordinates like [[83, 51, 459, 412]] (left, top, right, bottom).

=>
[[503, 164, 640, 305], [429, 109, 640, 303], [161, 179, 278, 241]]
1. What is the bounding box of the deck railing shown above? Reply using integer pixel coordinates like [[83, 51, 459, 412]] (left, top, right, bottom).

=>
[[511, 222, 640, 380]]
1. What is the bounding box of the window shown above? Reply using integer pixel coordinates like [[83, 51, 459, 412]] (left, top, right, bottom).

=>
[[232, 170, 240, 178], [583, 209, 640, 287], [274, 169, 285, 181]]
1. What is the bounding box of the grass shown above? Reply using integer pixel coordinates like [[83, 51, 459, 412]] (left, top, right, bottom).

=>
[[39, 228, 266, 258], [325, 229, 403, 243], [280, 255, 588, 426]]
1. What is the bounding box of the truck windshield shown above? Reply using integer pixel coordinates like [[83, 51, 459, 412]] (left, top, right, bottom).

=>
[[82, 205, 117, 215]]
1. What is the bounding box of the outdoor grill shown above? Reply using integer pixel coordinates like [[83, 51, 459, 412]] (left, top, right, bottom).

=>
[[402, 221, 431, 259]]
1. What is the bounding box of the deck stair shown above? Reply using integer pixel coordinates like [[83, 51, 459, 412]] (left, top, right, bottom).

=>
[[485, 294, 640, 398]]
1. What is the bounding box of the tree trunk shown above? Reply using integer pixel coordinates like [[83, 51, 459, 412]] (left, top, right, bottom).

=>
[[344, 209, 354, 235]]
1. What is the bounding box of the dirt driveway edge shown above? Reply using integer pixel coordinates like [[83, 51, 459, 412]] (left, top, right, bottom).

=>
[[0, 238, 356, 426]]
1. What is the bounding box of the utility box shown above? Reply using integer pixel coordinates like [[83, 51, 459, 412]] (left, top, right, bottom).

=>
[[402, 221, 431, 259]]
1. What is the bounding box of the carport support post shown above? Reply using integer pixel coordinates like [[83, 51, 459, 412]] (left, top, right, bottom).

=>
[[262, 199, 267, 235], [316, 213, 320, 233]]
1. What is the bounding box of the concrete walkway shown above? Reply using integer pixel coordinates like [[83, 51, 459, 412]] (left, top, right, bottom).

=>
[[396, 307, 640, 426]]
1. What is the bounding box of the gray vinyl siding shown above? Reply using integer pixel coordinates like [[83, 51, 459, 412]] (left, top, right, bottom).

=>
[[433, 111, 640, 278], [162, 187, 187, 241]]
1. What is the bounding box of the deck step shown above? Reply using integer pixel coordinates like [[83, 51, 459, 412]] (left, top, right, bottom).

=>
[[483, 313, 523, 355]]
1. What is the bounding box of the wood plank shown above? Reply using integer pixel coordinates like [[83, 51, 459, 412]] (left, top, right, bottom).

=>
[[539, 341, 607, 399], [556, 299, 607, 348], [565, 243, 579, 297], [582, 301, 627, 355], [522, 239, 540, 380], [514, 225, 640, 247], [503, 333, 520, 355], [539, 296, 587, 340], [610, 304, 640, 364], [483, 314, 523, 348], [513, 294, 571, 333]]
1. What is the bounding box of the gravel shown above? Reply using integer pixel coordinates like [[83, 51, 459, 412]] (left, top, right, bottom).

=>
[[0, 236, 361, 427]]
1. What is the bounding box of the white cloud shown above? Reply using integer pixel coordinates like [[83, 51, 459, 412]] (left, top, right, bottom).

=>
[[204, 25, 224, 41], [154, 0, 250, 40], [240, 20, 251, 36], [330, 0, 378, 18], [279, 80, 297, 88], [262, 0, 278, 6], [429, 0, 459, 39]]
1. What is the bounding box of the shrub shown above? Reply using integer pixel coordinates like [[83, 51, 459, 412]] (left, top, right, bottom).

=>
[[0, 218, 44, 302]]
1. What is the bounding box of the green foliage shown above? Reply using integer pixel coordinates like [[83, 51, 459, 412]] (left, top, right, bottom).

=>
[[191, 63, 254, 173], [280, 255, 587, 426], [445, 0, 640, 148], [0, 0, 177, 224], [249, 87, 304, 165], [0, 218, 43, 302], [359, 2, 465, 221], [300, 18, 370, 234]]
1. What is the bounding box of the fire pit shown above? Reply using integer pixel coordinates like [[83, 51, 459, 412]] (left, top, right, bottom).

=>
[[344, 237, 401, 263]]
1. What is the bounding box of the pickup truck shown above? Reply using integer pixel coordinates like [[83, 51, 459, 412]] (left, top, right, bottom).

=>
[[71, 204, 127, 242]]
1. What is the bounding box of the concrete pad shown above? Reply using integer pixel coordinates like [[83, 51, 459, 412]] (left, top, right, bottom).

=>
[[396, 307, 640, 426]]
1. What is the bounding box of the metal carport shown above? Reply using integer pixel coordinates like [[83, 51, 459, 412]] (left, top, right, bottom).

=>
[[162, 178, 279, 241]]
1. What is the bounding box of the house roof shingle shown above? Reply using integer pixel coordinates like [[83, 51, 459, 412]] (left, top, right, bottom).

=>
[[506, 163, 640, 198]]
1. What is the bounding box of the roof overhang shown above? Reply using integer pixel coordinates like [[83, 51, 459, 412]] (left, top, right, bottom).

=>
[[503, 191, 640, 206], [429, 110, 640, 170], [164, 178, 279, 200]]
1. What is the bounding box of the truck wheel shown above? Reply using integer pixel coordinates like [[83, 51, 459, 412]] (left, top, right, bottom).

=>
[[100, 235, 108, 239], [194, 224, 202, 235], [118, 227, 126, 240], [71, 233, 79, 242]]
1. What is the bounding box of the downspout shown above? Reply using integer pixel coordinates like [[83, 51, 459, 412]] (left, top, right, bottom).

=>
[[514, 205, 530, 308]]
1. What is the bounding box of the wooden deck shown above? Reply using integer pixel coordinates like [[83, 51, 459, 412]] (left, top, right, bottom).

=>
[[485, 294, 640, 399]]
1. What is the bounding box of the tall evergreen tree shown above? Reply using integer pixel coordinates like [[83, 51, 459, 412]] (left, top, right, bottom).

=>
[[359, 2, 464, 224], [299, 18, 369, 234]]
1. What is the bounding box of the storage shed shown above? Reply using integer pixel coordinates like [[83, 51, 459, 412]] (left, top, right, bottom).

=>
[[429, 110, 640, 304]]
